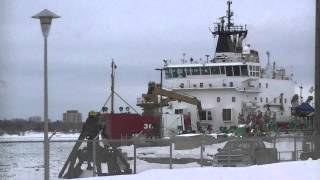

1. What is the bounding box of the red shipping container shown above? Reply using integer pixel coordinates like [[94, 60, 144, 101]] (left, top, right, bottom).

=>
[[102, 113, 160, 139]]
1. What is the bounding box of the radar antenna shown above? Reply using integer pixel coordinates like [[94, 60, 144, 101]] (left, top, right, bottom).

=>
[[227, 0, 234, 30]]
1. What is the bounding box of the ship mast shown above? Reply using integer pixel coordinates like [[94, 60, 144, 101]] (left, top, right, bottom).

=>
[[111, 60, 116, 114], [227, 0, 233, 30], [211, 0, 248, 53]]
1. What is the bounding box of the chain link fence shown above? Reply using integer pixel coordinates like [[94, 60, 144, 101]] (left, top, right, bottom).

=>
[[0, 134, 318, 179]]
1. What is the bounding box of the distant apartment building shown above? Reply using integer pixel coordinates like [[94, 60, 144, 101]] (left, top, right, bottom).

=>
[[63, 110, 82, 130], [28, 116, 42, 122]]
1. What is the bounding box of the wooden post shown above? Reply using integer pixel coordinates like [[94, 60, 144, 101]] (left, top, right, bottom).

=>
[[133, 142, 137, 174], [315, 0, 320, 158], [169, 141, 173, 169], [92, 139, 97, 177]]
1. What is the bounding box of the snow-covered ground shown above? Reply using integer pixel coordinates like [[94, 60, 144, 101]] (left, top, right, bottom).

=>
[[0, 132, 314, 180], [76, 160, 320, 180]]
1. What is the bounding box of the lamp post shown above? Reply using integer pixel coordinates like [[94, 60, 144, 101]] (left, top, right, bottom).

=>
[[32, 9, 60, 180], [155, 68, 164, 137]]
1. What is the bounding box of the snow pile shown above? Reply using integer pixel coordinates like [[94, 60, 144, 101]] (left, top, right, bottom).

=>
[[76, 160, 320, 180], [0, 132, 79, 141], [119, 142, 226, 159]]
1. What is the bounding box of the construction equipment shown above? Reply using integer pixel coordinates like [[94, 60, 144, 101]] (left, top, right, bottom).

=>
[[137, 81, 202, 116], [58, 112, 132, 179]]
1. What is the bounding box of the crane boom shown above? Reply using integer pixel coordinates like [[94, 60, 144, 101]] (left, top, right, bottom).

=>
[[137, 82, 202, 115]]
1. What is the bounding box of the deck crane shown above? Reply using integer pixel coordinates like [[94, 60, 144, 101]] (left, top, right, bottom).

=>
[[137, 82, 203, 131]]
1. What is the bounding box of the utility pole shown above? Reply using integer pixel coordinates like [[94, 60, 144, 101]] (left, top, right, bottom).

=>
[[314, 0, 320, 158]]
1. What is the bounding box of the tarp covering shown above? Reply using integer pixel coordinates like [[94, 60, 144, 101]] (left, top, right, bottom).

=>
[[295, 102, 315, 113]]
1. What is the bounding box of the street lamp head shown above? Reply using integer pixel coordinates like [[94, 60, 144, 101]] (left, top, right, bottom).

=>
[[32, 9, 60, 38]]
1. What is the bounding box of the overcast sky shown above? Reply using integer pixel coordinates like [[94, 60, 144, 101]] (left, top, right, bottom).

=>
[[0, 0, 316, 120]]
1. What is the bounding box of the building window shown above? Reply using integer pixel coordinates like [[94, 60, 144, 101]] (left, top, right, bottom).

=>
[[179, 83, 184, 88], [266, 83, 268, 88], [258, 83, 261, 88], [232, 97, 236, 102], [254, 97, 257, 101], [274, 98, 277, 103], [260, 97, 263, 103], [199, 111, 207, 121], [229, 82, 233, 87], [284, 98, 287, 104], [223, 109, 232, 121], [217, 97, 221, 103], [266, 97, 268, 103], [207, 111, 212, 120], [200, 83, 204, 88], [200, 110, 212, 121], [175, 109, 183, 114]]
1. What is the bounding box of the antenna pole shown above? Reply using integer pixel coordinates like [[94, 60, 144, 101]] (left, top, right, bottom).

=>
[[299, 84, 303, 104], [266, 51, 270, 65], [111, 60, 115, 114], [227, 0, 233, 30]]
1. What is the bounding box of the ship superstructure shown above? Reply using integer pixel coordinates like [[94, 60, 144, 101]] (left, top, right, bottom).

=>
[[157, 1, 295, 136]]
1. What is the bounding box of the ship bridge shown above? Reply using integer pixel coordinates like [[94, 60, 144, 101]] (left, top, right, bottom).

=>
[[164, 62, 261, 79]]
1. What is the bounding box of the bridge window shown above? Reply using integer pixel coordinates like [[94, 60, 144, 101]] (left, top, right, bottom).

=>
[[177, 68, 186, 78], [220, 66, 225, 74], [233, 66, 240, 76], [240, 65, 248, 76], [172, 68, 178, 78], [223, 109, 232, 121], [201, 66, 210, 75], [164, 68, 172, 79], [185, 67, 191, 76], [191, 67, 200, 75], [210, 66, 220, 75], [226, 66, 233, 76]]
